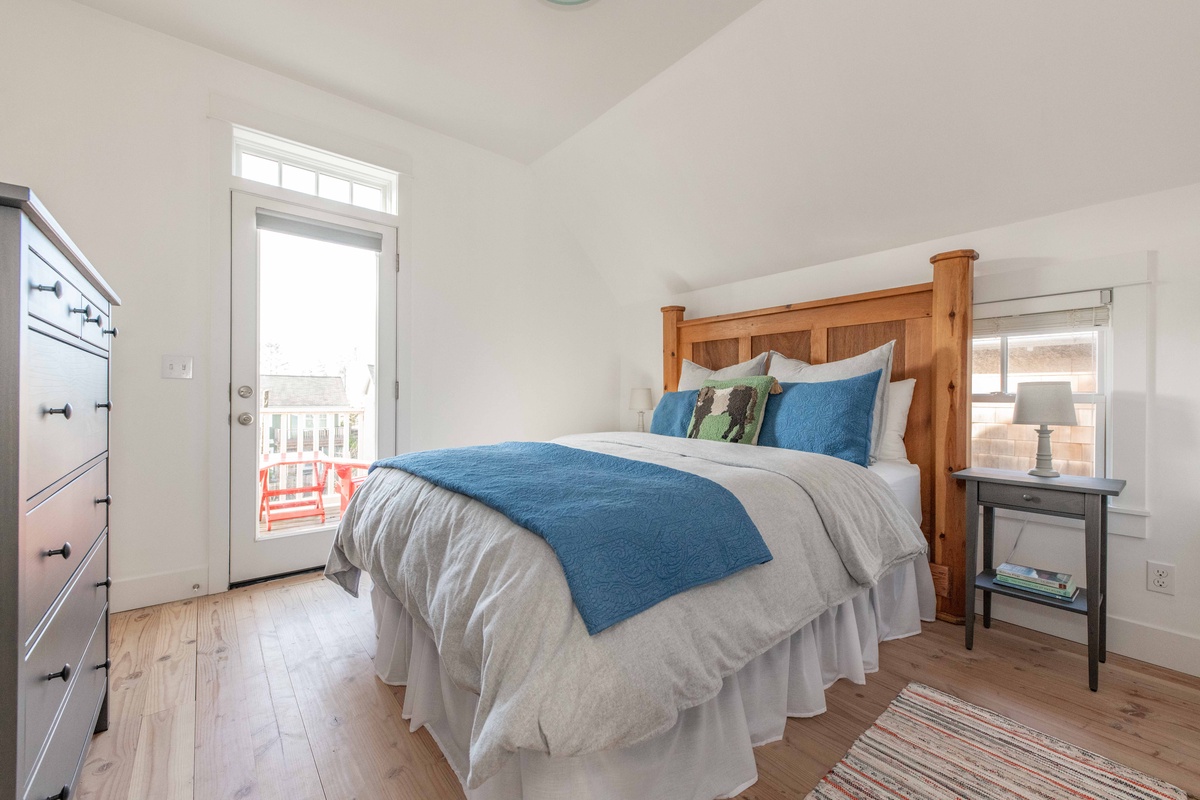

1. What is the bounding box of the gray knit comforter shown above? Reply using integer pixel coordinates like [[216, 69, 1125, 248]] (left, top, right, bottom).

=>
[[325, 432, 926, 788]]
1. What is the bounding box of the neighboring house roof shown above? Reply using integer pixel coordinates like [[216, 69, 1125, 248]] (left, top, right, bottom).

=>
[[262, 375, 351, 409]]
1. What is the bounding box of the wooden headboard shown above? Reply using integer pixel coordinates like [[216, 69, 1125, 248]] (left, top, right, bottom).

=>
[[662, 249, 976, 623]]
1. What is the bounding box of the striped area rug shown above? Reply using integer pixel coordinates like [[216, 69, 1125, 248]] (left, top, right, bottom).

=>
[[808, 683, 1186, 800]]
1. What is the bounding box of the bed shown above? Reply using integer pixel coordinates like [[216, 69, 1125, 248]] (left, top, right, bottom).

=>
[[325, 249, 976, 800]]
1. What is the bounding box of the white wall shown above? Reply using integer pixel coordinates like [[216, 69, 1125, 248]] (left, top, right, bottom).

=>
[[0, 0, 620, 611], [617, 183, 1200, 676]]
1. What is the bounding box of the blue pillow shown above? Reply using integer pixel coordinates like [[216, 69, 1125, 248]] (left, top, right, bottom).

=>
[[757, 370, 881, 466], [650, 390, 699, 437]]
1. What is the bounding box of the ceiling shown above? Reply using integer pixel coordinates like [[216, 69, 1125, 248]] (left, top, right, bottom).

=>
[[71, 0, 763, 163], [535, 0, 1200, 303]]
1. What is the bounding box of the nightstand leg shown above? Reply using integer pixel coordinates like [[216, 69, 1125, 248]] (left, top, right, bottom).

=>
[[1085, 494, 1103, 692], [964, 481, 979, 650], [982, 505, 994, 629], [1099, 500, 1109, 662]]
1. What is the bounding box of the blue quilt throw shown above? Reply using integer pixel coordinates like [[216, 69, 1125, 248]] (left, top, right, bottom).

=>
[[372, 442, 772, 635]]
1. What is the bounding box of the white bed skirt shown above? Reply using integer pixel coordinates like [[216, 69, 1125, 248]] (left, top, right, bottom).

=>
[[371, 555, 936, 800]]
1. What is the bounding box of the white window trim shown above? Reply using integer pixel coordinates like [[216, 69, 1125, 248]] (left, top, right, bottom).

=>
[[970, 259, 1157, 538], [233, 125, 400, 214]]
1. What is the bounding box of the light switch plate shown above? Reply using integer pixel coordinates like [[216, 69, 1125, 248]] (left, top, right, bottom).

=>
[[161, 355, 194, 380]]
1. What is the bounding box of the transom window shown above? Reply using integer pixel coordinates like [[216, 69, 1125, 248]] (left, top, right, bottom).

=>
[[971, 299, 1110, 478], [233, 126, 398, 214]]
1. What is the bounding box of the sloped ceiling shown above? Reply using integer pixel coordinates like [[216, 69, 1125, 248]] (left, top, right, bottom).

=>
[[70, 0, 762, 163], [534, 0, 1200, 304]]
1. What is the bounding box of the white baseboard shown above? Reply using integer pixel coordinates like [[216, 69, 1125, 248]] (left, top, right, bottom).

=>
[[111, 565, 210, 613], [981, 595, 1200, 678]]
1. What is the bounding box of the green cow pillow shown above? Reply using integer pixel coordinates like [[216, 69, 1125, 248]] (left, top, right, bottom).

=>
[[687, 376, 779, 445]]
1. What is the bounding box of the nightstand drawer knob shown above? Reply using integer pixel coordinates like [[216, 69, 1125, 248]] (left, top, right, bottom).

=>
[[1021, 494, 1038, 502]]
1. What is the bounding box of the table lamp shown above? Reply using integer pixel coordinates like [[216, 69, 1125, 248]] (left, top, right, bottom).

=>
[[629, 388, 655, 433], [1013, 381, 1077, 477]]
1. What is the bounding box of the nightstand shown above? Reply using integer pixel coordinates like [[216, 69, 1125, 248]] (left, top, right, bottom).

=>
[[953, 467, 1126, 691]]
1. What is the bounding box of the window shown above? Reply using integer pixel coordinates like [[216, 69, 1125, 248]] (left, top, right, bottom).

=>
[[232, 126, 398, 214], [971, 298, 1110, 478]]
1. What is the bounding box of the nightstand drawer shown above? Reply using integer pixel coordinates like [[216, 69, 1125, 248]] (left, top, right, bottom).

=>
[[978, 482, 1085, 516]]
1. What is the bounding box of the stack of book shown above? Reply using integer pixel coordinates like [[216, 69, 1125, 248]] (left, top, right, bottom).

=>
[[994, 562, 1079, 601]]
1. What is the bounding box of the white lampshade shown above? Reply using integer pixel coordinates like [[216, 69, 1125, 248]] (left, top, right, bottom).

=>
[[628, 387, 655, 412], [1013, 381, 1077, 426]]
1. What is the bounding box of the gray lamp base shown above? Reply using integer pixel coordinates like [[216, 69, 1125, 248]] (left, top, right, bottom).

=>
[[1028, 424, 1060, 478]]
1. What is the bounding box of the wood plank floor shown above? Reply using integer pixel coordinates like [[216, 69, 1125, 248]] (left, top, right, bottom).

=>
[[78, 572, 1200, 800]]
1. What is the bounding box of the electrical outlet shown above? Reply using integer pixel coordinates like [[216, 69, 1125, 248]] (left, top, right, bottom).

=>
[[1147, 561, 1175, 595]]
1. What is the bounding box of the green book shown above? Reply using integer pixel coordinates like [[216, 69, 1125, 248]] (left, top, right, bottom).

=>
[[994, 574, 1079, 600]]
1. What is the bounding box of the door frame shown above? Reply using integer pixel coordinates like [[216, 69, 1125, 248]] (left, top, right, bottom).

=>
[[206, 110, 412, 595], [228, 191, 398, 584]]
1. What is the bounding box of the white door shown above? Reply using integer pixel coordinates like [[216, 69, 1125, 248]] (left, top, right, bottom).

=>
[[230, 191, 397, 584]]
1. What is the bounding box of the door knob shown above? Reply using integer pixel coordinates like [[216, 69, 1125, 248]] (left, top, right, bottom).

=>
[[238, 412, 254, 426], [237, 385, 254, 398]]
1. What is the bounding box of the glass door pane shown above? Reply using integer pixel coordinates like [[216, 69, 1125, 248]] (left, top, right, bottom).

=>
[[256, 229, 378, 540]]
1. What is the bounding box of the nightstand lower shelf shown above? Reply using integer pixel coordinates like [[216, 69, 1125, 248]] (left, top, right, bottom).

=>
[[976, 570, 1096, 615]]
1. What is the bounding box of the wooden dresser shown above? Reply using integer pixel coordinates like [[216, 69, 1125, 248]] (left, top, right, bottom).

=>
[[0, 185, 120, 800]]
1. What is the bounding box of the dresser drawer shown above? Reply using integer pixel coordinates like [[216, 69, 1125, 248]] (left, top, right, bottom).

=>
[[977, 481, 1086, 516], [23, 330, 109, 498], [23, 534, 108, 776], [79, 302, 112, 351], [23, 460, 109, 643], [24, 612, 107, 800], [25, 247, 84, 340]]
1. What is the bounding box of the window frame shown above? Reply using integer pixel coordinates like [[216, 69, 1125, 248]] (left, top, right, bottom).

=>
[[232, 126, 399, 214], [971, 324, 1110, 478]]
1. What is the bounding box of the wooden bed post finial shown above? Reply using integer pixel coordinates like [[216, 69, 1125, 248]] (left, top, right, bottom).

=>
[[662, 306, 685, 393], [929, 249, 977, 623]]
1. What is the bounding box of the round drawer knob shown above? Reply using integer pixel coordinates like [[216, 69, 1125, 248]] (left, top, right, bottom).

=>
[[47, 542, 72, 559], [96, 495, 113, 506], [96, 400, 113, 411], [102, 326, 119, 337], [34, 281, 64, 299], [48, 664, 71, 682], [47, 403, 73, 419], [70, 303, 92, 318], [96, 577, 113, 589], [1021, 494, 1039, 502], [96, 659, 112, 672], [47, 786, 70, 800]]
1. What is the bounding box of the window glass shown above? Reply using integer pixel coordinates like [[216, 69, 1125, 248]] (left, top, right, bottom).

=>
[[971, 327, 1104, 478], [281, 164, 317, 195], [318, 174, 352, 204], [241, 153, 279, 186], [1006, 332, 1097, 393], [972, 337, 1002, 394], [352, 184, 384, 211]]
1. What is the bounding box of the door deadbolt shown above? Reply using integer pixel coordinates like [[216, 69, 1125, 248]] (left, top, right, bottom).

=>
[[237, 412, 254, 426], [237, 385, 254, 399]]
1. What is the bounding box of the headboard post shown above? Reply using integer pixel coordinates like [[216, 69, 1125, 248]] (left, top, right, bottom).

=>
[[929, 249, 977, 623], [662, 306, 685, 393]]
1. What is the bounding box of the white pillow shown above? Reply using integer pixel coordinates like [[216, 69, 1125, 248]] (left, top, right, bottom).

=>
[[678, 352, 769, 391], [767, 341, 895, 462], [877, 378, 916, 462]]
